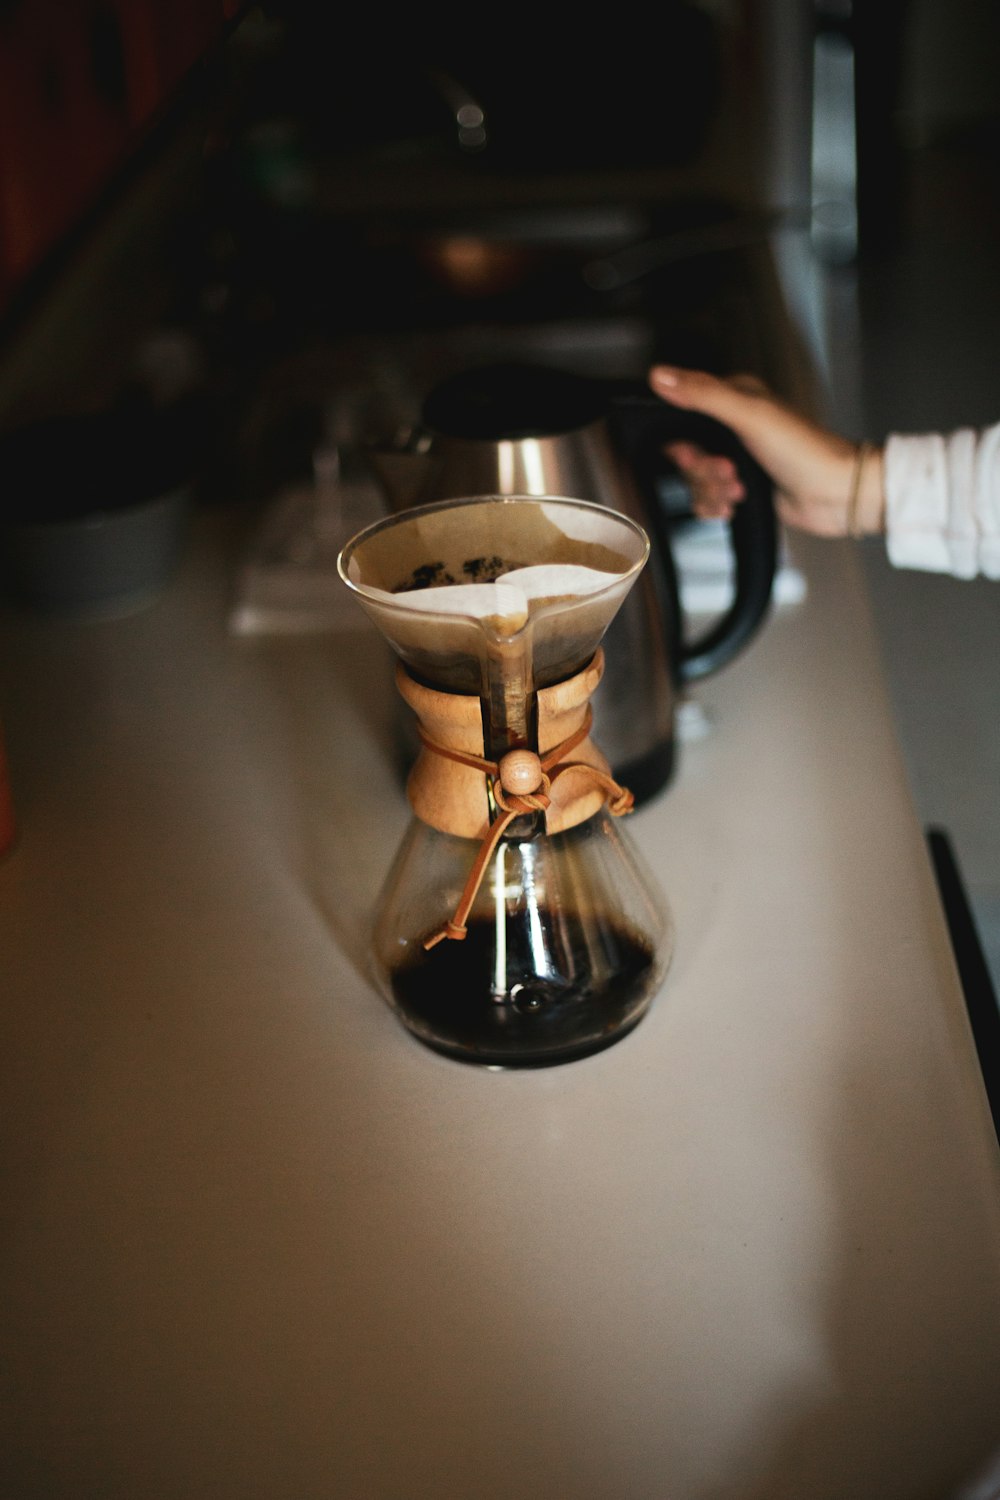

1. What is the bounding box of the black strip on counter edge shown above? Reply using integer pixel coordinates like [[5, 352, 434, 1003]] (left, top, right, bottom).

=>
[[926, 825, 1000, 1147]]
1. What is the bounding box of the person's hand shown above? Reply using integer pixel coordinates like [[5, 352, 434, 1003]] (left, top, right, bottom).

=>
[[647, 365, 885, 538]]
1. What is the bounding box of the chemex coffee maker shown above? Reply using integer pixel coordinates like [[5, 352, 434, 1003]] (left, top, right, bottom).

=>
[[338, 494, 672, 1067], [366, 361, 777, 804]]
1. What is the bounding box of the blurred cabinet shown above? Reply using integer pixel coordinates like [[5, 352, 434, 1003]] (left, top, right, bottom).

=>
[[0, 0, 239, 311]]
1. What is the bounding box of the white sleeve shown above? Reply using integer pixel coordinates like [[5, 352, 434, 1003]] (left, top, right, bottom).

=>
[[884, 422, 1000, 579]]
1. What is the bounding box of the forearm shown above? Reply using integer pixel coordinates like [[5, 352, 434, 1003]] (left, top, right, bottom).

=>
[[646, 365, 1000, 577]]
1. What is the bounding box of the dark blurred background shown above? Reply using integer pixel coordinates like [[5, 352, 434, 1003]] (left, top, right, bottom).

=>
[[1, 1, 996, 451], [0, 0, 811, 459]]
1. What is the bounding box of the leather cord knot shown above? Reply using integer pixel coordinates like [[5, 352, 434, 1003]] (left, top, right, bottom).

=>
[[491, 749, 552, 817], [491, 777, 551, 816], [419, 708, 634, 950]]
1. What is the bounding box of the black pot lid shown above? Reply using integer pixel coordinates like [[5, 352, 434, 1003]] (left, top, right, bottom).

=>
[[421, 362, 608, 441]]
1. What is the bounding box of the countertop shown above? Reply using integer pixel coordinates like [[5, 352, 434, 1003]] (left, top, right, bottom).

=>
[[3, 512, 1000, 1500]]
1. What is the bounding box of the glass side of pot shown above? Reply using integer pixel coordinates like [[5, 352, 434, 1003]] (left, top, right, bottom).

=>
[[372, 811, 672, 1068]]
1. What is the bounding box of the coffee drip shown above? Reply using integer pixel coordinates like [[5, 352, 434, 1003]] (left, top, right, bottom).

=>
[[338, 494, 672, 1067]]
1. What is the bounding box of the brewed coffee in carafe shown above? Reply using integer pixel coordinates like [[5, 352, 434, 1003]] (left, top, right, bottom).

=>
[[338, 494, 672, 1067]]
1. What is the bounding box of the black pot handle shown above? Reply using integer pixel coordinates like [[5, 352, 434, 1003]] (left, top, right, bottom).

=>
[[608, 384, 778, 684]]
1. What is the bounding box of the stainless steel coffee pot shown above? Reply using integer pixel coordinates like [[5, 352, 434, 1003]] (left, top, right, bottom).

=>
[[366, 362, 776, 804]]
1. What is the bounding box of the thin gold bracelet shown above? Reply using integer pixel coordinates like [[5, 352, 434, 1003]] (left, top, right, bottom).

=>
[[847, 441, 875, 538]]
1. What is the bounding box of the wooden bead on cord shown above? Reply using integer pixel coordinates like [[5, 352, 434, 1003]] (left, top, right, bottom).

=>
[[498, 749, 544, 796]]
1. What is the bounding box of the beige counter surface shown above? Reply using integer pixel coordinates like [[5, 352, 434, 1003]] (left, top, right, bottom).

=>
[[2, 515, 1000, 1500]]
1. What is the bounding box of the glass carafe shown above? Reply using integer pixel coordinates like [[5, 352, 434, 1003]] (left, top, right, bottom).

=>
[[338, 494, 672, 1067]]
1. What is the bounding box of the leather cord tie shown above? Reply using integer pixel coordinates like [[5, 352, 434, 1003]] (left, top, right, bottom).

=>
[[418, 706, 635, 949]]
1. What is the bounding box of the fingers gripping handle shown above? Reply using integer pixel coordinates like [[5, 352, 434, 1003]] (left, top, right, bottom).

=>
[[610, 389, 778, 685]]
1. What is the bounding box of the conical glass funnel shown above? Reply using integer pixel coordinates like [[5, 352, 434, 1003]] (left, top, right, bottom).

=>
[[340, 490, 644, 673], [338, 494, 671, 1067]]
